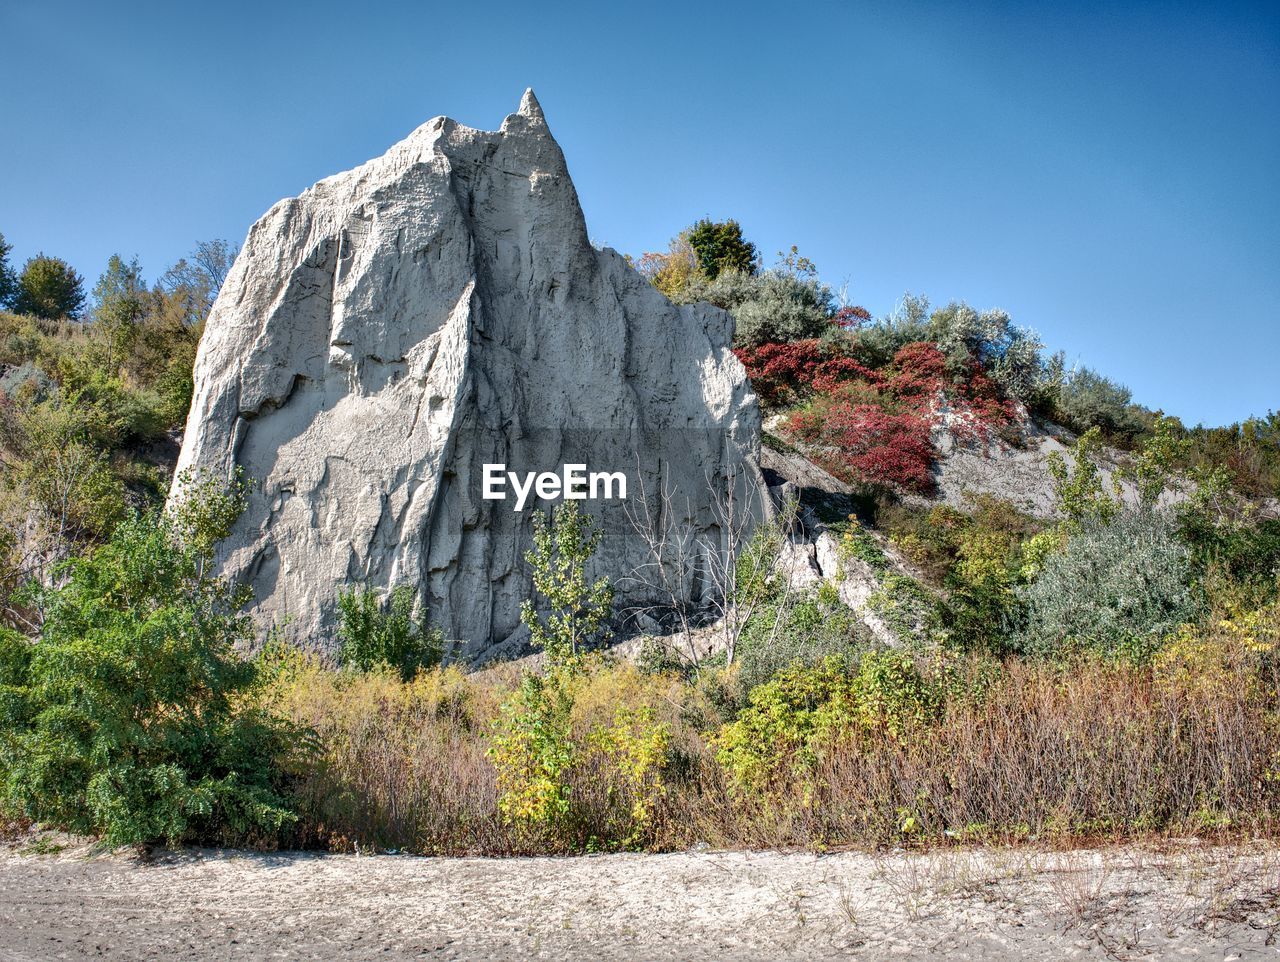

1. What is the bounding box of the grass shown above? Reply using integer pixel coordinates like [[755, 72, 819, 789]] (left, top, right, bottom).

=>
[[256, 619, 1280, 856]]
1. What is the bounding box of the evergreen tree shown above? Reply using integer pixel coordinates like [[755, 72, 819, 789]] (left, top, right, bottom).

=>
[[686, 218, 758, 280]]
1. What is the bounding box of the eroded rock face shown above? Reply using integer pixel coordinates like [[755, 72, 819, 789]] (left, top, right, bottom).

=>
[[173, 90, 764, 658]]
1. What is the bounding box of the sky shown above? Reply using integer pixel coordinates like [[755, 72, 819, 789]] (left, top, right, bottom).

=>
[[1, 0, 1276, 427]]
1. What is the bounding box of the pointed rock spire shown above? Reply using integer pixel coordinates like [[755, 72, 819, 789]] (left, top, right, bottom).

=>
[[518, 87, 545, 123]]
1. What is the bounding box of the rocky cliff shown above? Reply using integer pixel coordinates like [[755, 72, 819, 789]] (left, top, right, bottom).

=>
[[173, 91, 764, 658]]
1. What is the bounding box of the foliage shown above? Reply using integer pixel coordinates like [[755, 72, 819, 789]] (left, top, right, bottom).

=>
[[520, 501, 614, 663], [927, 301, 1046, 401], [685, 218, 758, 279], [1016, 510, 1197, 660], [494, 503, 635, 840], [158, 239, 236, 324], [0, 234, 15, 309], [712, 652, 939, 798], [489, 666, 577, 826], [13, 255, 85, 320], [0, 239, 226, 620], [633, 233, 701, 300], [846, 294, 933, 368], [0, 480, 297, 847], [336, 584, 443, 681], [92, 255, 149, 370], [1053, 367, 1146, 441], [734, 581, 869, 692], [1047, 427, 1120, 525], [733, 338, 882, 407], [1180, 411, 1280, 499], [789, 385, 937, 492], [1119, 414, 1190, 506], [487, 655, 677, 848]]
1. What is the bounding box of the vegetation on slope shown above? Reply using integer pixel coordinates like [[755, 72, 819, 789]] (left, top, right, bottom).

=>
[[0, 221, 1277, 855]]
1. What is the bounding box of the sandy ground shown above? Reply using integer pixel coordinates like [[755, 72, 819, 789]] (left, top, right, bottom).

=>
[[2, 837, 1279, 961]]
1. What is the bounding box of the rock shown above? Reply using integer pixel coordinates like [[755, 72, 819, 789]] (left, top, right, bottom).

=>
[[172, 90, 765, 660]]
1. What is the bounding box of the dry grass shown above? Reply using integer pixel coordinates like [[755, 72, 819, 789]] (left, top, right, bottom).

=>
[[261, 638, 1280, 856]]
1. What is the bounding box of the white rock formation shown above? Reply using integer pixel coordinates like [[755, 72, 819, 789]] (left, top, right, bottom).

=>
[[173, 90, 764, 659]]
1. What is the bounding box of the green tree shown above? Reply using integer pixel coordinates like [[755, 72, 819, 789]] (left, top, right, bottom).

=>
[[13, 254, 85, 320], [0, 473, 297, 847], [92, 254, 148, 369], [1119, 414, 1190, 506], [0, 233, 16, 309], [159, 238, 237, 325], [489, 501, 616, 830], [520, 501, 614, 664], [1047, 428, 1120, 526], [686, 218, 758, 280]]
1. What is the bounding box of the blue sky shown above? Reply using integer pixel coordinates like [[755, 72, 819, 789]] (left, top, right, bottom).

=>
[[2, 0, 1276, 427]]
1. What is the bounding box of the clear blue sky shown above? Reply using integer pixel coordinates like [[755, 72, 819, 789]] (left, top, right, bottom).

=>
[[2, 0, 1276, 427]]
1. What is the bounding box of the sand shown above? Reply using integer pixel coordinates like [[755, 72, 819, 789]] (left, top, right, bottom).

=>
[[1, 836, 1278, 960]]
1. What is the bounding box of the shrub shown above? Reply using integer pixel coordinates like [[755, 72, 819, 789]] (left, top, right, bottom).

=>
[[520, 501, 614, 663], [0, 483, 297, 847], [1054, 367, 1146, 441], [846, 294, 932, 368], [489, 667, 576, 827], [491, 501, 628, 841], [1016, 511, 1197, 659], [678, 270, 834, 348], [336, 584, 443, 680], [927, 301, 1046, 401], [1119, 414, 1190, 506], [712, 652, 939, 799], [734, 581, 869, 692], [789, 388, 936, 493], [733, 339, 882, 406]]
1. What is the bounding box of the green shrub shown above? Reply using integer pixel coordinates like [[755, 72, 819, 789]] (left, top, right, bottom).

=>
[[0, 483, 297, 847], [734, 582, 869, 692], [676, 269, 834, 347], [336, 585, 443, 681], [489, 666, 576, 826], [1053, 367, 1146, 441], [1015, 510, 1197, 659], [1047, 427, 1120, 526], [846, 294, 932, 368], [713, 651, 939, 797], [927, 301, 1046, 401], [491, 500, 618, 836]]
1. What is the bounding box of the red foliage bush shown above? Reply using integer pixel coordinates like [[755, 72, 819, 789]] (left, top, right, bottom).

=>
[[734, 340, 824, 406], [811, 357, 883, 394], [734, 341, 883, 406], [887, 341, 1017, 443], [832, 305, 872, 329], [888, 342, 949, 397], [789, 389, 936, 493], [740, 337, 1020, 494]]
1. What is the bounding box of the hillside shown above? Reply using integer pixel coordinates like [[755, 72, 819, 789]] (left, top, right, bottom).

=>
[[0, 159, 1277, 862]]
